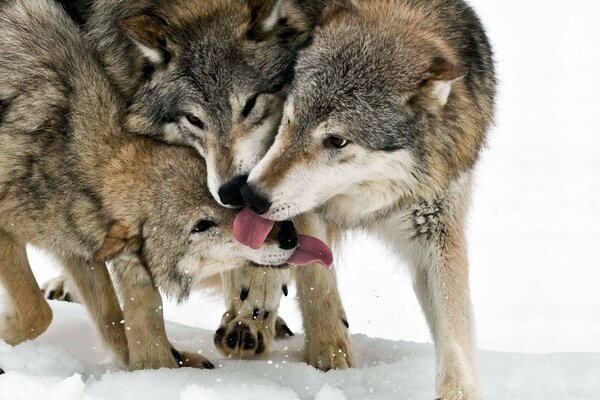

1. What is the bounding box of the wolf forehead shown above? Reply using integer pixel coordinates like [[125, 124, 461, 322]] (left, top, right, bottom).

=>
[[162, 1, 296, 89], [287, 30, 428, 152]]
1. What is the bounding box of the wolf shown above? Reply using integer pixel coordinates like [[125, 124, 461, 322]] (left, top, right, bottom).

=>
[[42, 0, 348, 362], [0, 0, 304, 371], [235, 0, 496, 398]]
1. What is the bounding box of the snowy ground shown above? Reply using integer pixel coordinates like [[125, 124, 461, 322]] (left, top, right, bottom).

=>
[[1, 302, 599, 400], [2, 0, 600, 398]]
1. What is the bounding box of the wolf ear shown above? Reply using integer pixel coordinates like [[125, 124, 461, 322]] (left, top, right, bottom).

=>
[[96, 222, 141, 263], [251, 0, 352, 46], [421, 57, 466, 108], [119, 14, 172, 65]]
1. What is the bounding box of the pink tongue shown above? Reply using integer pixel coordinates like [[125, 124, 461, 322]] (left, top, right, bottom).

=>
[[233, 208, 275, 250], [287, 235, 333, 269], [233, 207, 333, 269]]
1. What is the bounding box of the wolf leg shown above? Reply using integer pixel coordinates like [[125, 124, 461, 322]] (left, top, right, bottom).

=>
[[214, 264, 292, 359], [0, 231, 52, 345], [113, 257, 213, 370], [387, 182, 481, 400], [59, 255, 129, 366], [295, 216, 353, 371]]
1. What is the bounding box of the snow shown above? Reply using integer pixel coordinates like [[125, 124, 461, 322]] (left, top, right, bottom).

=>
[[2, 302, 600, 400], [2, 0, 600, 398]]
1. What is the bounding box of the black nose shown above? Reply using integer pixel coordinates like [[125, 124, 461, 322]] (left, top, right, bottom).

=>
[[277, 221, 298, 250], [218, 175, 248, 207], [240, 184, 271, 215]]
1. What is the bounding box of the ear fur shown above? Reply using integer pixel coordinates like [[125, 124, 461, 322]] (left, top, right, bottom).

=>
[[423, 57, 466, 108], [118, 14, 171, 65], [249, 0, 353, 46], [96, 222, 141, 262]]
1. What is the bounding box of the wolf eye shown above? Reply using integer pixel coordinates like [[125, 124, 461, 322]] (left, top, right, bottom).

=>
[[191, 220, 217, 234], [323, 136, 350, 149], [242, 94, 260, 118], [185, 114, 205, 130]]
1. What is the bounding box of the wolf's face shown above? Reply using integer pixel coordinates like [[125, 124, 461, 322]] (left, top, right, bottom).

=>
[[138, 162, 295, 299], [120, 0, 307, 208], [244, 17, 466, 225]]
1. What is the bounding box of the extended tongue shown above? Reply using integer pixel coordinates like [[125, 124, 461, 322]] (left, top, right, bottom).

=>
[[287, 235, 333, 269], [233, 207, 275, 250]]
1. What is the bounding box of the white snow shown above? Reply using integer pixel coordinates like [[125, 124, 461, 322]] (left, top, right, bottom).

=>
[[1, 302, 599, 400], [2, 0, 600, 398]]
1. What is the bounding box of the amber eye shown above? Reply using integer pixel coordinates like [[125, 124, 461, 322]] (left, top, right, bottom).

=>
[[191, 220, 217, 234], [185, 114, 205, 130], [323, 136, 350, 149]]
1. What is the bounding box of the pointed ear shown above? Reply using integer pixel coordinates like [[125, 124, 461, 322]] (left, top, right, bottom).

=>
[[422, 57, 466, 108], [118, 14, 172, 65], [96, 222, 141, 263], [250, 0, 353, 46]]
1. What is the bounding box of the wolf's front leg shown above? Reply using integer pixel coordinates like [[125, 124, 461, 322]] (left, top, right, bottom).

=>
[[295, 216, 353, 371], [58, 255, 129, 366], [113, 257, 214, 371], [296, 263, 354, 370], [385, 182, 481, 399], [214, 264, 292, 359]]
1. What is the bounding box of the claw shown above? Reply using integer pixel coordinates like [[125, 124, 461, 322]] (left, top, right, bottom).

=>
[[263, 311, 270, 320], [252, 307, 260, 320], [282, 324, 294, 337], [256, 332, 265, 354], [203, 360, 215, 370], [240, 287, 249, 301], [63, 293, 72, 303], [342, 318, 349, 328], [282, 284, 288, 296], [171, 348, 184, 366], [47, 290, 56, 300], [214, 327, 226, 346], [0, 368, 4, 375]]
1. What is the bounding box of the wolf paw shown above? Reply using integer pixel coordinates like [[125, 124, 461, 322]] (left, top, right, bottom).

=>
[[128, 348, 214, 371], [306, 339, 354, 371], [214, 309, 292, 359], [306, 318, 354, 371], [171, 348, 215, 369], [41, 275, 81, 303], [436, 373, 481, 400]]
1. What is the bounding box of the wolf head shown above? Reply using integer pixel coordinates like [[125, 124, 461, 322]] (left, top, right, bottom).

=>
[[113, 0, 315, 208], [242, 0, 495, 226], [102, 145, 298, 300]]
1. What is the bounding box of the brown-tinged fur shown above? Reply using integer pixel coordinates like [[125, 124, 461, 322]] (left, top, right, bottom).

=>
[[76, 0, 323, 360], [0, 0, 293, 371]]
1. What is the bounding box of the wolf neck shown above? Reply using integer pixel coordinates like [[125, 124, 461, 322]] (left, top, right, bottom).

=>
[[63, 50, 151, 223]]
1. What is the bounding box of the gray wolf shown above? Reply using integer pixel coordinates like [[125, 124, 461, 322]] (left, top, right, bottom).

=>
[[0, 0, 302, 371], [65, 0, 346, 361], [237, 0, 496, 398]]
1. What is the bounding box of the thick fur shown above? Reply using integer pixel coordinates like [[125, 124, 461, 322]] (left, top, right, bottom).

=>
[[75, 0, 339, 360], [244, 0, 496, 398], [80, 0, 300, 203], [38, 0, 300, 359], [0, 0, 295, 370]]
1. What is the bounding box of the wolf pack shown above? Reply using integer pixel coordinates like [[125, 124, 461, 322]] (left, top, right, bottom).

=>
[[0, 0, 495, 398]]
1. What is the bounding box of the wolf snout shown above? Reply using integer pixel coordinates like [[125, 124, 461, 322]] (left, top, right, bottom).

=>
[[240, 184, 271, 215], [218, 175, 248, 207]]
